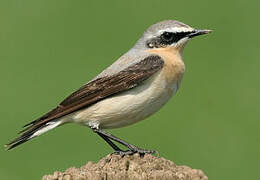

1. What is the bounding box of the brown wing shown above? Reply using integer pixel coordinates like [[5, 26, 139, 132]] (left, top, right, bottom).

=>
[[6, 55, 164, 149]]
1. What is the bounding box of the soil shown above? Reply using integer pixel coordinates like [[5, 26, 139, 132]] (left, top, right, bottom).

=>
[[43, 153, 208, 180]]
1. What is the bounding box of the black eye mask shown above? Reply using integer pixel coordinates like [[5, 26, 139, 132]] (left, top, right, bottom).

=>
[[146, 31, 193, 48]]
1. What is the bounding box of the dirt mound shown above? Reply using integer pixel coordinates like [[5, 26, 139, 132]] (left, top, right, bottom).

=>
[[43, 153, 208, 180]]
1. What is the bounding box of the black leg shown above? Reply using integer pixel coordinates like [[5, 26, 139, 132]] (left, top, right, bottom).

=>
[[96, 132, 122, 151], [96, 131, 138, 156], [92, 128, 155, 155]]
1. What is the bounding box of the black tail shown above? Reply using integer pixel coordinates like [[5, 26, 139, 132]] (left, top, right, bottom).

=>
[[6, 121, 61, 150]]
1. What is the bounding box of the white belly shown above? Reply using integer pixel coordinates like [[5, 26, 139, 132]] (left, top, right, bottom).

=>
[[71, 70, 182, 129]]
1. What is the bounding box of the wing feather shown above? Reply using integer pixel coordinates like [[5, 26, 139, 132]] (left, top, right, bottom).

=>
[[6, 55, 164, 149]]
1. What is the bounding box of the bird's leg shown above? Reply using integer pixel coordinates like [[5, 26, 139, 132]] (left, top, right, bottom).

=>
[[96, 132, 122, 151], [92, 128, 155, 156], [94, 129, 135, 156]]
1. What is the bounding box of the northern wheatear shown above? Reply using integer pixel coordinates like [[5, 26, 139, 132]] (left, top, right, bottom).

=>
[[6, 20, 211, 155]]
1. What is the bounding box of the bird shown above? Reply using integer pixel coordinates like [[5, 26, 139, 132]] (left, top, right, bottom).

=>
[[6, 20, 211, 155]]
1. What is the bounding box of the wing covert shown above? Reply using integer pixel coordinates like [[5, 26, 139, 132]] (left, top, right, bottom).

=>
[[24, 55, 164, 131]]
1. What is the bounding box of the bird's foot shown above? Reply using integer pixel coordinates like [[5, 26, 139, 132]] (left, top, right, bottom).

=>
[[131, 148, 156, 157], [127, 144, 156, 156], [112, 150, 135, 156], [112, 148, 156, 157]]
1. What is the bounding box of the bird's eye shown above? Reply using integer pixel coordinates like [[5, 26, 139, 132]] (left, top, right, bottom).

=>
[[161, 32, 174, 41]]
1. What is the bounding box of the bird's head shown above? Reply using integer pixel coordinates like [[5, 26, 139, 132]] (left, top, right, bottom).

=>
[[135, 20, 211, 52]]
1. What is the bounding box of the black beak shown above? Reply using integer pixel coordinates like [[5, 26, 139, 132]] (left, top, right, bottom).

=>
[[188, 29, 212, 38]]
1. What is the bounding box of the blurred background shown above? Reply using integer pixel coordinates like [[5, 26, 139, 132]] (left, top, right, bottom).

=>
[[0, 0, 259, 179]]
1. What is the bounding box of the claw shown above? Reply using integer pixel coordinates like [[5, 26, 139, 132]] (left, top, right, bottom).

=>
[[112, 148, 156, 157], [134, 149, 155, 157], [112, 150, 135, 157]]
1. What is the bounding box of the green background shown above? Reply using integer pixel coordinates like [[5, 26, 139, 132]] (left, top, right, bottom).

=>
[[0, 0, 259, 179]]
